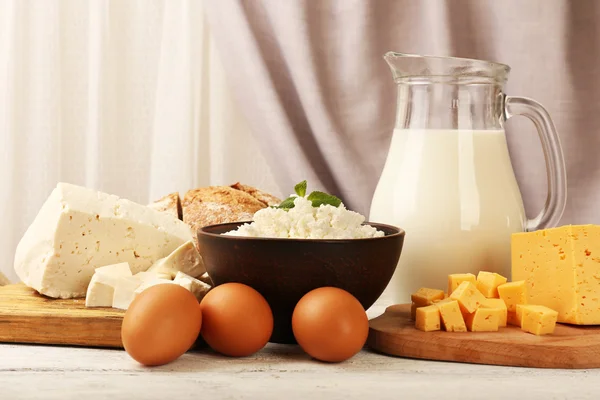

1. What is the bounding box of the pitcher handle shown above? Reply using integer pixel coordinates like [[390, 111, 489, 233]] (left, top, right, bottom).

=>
[[503, 95, 567, 231]]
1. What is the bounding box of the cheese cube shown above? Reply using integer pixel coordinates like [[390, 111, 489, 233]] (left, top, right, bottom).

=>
[[481, 298, 508, 327], [448, 273, 476, 296], [198, 272, 213, 286], [13, 183, 193, 299], [173, 271, 211, 302], [112, 275, 144, 310], [435, 299, 467, 332], [85, 262, 132, 307], [450, 281, 486, 314], [411, 287, 445, 307], [411, 303, 418, 320], [512, 225, 600, 325], [85, 276, 114, 308], [411, 299, 445, 320], [520, 305, 559, 335], [135, 270, 173, 281], [415, 305, 441, 332], [464, 308, 501, 332], [507, 304, 526, 327], [94, 262, 132, 284], [113, 269, 180, 309], [516, 304, 525, 320], [476, 271, 507, 298], [497, 281, 527, 313], [507, 311, 521, 327], [147, 241, 205, 279], [134, 278, 177, 296]]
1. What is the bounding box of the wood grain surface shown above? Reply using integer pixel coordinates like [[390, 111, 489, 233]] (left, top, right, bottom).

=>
[[368, 304, 600, 369], [0, 271, 9, 286], [0, 283, 124, 348]]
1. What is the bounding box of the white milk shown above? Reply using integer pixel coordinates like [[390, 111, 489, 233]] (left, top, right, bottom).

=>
[[370, 129, 526, 302]]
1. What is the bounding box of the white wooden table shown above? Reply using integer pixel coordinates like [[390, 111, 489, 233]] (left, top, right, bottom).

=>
[[2, 293, 600, 400]]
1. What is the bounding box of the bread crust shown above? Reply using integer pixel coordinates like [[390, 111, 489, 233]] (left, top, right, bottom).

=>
[[229, 182, 281, 207], [182, 186, 265, 238]]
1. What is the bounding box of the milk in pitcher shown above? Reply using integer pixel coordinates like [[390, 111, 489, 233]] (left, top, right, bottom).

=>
[[369, 129, 526, 301]]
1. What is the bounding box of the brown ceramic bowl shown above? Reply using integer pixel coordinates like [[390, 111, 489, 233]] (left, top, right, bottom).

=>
[[197, 222, 405, 344]]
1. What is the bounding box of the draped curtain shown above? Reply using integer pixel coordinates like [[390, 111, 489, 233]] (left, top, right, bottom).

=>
[[0, 0, 280, 281], [203, 0, 600, 225]]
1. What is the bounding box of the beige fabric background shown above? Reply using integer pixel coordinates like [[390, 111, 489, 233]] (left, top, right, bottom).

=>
[[203, 0, 600, 224]]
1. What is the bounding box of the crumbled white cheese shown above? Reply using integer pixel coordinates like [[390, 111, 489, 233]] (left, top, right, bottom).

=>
[[224, 196, 384, 239]]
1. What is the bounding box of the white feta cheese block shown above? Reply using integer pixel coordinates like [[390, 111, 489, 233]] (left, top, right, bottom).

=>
[[112, 275, 145, 310], [173, 271, 211, 302], [14, 182, 193, 299], [0, 271, 10, 286], [147, 240, 205, 279]]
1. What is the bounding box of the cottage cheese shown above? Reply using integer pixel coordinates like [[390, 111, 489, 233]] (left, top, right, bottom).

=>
[[223, 196, 384, 239]]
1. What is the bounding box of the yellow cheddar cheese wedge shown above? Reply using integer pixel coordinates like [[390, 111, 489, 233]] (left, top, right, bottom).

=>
[[450, 281, 486, 314], [512, 225, 600, 325], [415, 305, 441, 332], [509, 304, 535, 328], [448, 273, 476, 296], [520, 305, 559, 336], [464, 308, 501, 332], [476, 271, 508, 298], [435, 299, 467, 332], [481, 298, 508, 327]]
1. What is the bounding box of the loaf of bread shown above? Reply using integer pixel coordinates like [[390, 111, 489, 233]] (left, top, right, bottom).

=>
[[149, 183, 281, 243], [182, 186, 265, 236], [229, 182, 281, 207], [147, 192, 182, 220]]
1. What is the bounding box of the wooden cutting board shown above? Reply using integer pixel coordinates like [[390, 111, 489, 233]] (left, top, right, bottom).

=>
[[0, 283, 124, 348], [368, 304, 600, 369]]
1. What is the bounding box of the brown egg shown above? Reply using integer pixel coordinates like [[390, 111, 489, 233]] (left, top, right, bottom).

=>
[[200, 283, 273, 357], [122, 284, 202, 366], [292, 287, 369, 362]]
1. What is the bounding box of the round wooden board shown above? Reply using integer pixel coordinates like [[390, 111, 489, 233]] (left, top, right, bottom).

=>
[[367, 304, 600, 369]]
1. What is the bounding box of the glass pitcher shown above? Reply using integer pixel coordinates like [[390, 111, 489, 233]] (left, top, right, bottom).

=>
[[369, 52, 567, 303]]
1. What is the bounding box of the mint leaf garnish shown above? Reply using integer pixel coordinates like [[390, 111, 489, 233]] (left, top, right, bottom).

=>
[[306, 191, 342, 208], [272, 181, 343, 210], [294, 180, 307, 197], [275, 196, 296, 210]]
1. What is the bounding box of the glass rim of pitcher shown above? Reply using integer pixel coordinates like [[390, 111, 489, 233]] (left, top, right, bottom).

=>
[[384, 51, 511, 84]]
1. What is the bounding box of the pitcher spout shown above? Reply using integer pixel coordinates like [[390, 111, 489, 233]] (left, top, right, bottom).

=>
[[383, 51, 510, 84]]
